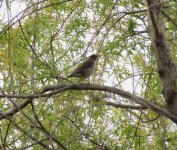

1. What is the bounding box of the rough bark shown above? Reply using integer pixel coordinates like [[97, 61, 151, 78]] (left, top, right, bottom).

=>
[[147, 0, 177, 117]]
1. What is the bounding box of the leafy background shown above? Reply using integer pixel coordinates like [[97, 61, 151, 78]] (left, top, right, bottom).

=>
[[0, 0, 177, 149]]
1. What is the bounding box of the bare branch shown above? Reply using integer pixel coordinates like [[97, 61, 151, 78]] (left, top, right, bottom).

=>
[[0, 84, 176, 123]]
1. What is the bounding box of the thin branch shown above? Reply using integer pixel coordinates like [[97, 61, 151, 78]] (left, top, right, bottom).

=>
[[67, 117, 110, 150], [101, 100, 147, 110], [1, 115, 49, 149], [30, 103, 68, 150], [161, 10, 177, 28], [19, 138, 49, 150], [2, 116, 12, 149], [0, 0, 72, 39]]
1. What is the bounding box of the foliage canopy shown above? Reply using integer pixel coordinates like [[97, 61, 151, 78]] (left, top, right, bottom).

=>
[[0, 0, 177, 149]]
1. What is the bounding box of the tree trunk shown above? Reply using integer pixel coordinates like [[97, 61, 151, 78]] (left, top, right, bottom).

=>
[[147, 0, 177, 120]]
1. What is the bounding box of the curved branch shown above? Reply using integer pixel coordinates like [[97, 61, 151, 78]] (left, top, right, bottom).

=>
[[0, 84, 177, 123]]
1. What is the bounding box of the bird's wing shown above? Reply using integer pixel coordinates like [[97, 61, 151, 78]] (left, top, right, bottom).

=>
[[74, 60, 93, 73], [67, 59, 95, 78]]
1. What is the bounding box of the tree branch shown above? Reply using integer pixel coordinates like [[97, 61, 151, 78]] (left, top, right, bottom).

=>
[[147, 0, 177, 115], [0, 84, 177, 123]]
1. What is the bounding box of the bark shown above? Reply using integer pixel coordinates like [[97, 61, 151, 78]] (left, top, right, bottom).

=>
[[147, 0, 177, 117], [1, 84, 177, 123]]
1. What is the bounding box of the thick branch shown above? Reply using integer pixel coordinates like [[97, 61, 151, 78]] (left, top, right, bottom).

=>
[[147, 0, 177, 112], [0, 84, 177, 123]]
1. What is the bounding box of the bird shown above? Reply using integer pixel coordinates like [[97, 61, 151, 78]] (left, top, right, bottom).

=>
[[67, 54, 100, 78]]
